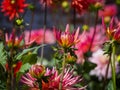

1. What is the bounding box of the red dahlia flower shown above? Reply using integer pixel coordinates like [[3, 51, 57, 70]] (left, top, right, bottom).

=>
[[1, 0, 28, 20], [72, 0, 104, 13], [72, 0, 90, 13]]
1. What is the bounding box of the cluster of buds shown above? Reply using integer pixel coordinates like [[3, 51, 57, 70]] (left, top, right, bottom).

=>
[[65, 53, 77, 64]]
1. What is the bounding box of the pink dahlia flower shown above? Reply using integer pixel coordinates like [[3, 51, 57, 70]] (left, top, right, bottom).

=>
[[99, 4, 117, 17], [24, 29, 55, 45], [54, 24, 80, 48], [20, 73, 38, 88], [44, 68, 85, 90], [75, 25, 107, 64], [29, 64, 45, 79], [5, 31, 23, 48], [102, 17, 120, 42], [21, 67, 85, 90], [5, 31, 35, 48], [89, 49, 118, 80]]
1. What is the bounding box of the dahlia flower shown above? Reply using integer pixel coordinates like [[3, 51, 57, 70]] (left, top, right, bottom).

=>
[[71, 0, 90, 13], [75, 25, 107, 63], [1, 0, 28, 20], [102, 17, 120, 42], [5, 31, 36, 48], [21, 67, 85, 90], [89, 49, 118, 80], [5, 32, 23, 48], [54, 24, 80, 48], [99, 4, 117, 17], [43, 68, 85, 90], [20, 73, 38, 88], [24, 29, 55, 45], [71, 0, 104, 13], [29, 64, 45, 79]]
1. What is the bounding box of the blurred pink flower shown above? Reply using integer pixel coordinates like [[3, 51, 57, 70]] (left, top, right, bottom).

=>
[[75, 25, 107, 64], [99, 4, 117, 17], [24, 29, 55, 45], [20, 73, 38, 88], [54, 24, 80, 48], [21, 67, 85, 90], [89, 49, 118, 80], [102, 17, 120, 42], [44, 68, 85, 90]]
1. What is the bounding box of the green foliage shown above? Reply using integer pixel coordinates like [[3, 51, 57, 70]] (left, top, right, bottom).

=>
[[106, 81, 114, 90], [16, 63, 31, 82], [0, 42, 7, 69], [103, 42, 112, 55], [22, 53, 37, 64], [16, 45, 45, 82], [19, 63, 31, 73], [0, 80, 6, 90], [16, 45, 44, 60], [83, 60, 97, 73], [116, 0, 120, 5], [28, 4, 35, 11]]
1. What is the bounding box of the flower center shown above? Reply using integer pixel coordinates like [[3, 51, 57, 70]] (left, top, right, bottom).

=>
[[11, 0, 15, 4]]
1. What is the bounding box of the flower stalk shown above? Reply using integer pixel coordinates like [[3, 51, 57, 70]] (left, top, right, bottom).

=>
[[40, 0, 47, 65], [7, 29, 16, 90], [89, 10, 98, 51], [59, 52, 66, 90], [111, 42, 116, 90]]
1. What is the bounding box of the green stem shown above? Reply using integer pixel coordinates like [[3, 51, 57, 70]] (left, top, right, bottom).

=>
[[59, 53, 66, 90], [28, 3, 36, 42], [73, 7, 76, 29], [111, 43, 116, 90], [103, 52, 111, 90], [40, 1, 47, 65], [89, 11, 98, 51]]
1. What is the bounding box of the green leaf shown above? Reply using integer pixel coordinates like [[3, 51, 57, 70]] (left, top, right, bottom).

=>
[[22, 53, 37, 65], [19, 63, 31, 73], [103, 42, 112, 55], [0, 80, 6, 90], [0, 42, 7, 69], [16, 44, 45, 60], [83, 60, 97, 73], [16, 63, 31, 82], [106, 80, 114, 90]]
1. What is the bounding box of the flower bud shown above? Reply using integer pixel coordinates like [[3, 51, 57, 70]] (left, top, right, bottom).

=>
[[29, 65, 45, 79]]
